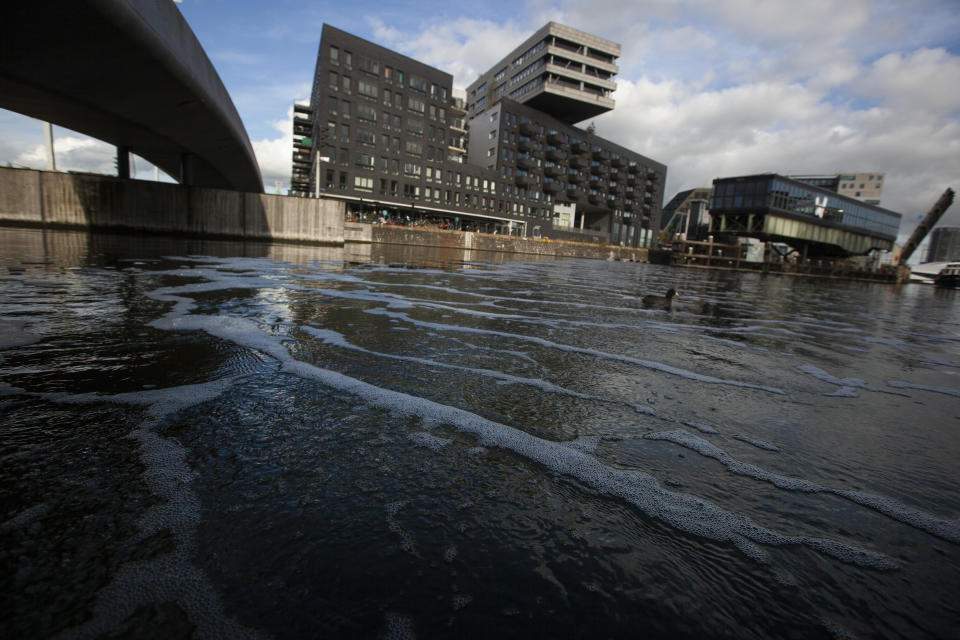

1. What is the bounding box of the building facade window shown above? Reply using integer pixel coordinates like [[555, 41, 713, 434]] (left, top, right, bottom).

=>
[[358, 80, 378, 99]]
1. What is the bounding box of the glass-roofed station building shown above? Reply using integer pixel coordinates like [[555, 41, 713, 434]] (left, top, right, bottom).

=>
[[708, 174, 902, 257]]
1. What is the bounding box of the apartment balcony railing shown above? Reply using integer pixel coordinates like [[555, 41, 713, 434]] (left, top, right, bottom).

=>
[[546, 129, 566, 145]]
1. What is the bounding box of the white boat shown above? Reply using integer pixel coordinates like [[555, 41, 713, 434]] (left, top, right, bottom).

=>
[[909, 261, 954, 284]]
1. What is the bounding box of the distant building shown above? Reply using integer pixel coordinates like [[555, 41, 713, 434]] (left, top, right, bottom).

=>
[[290, 23, 666, 247], [709, 174, 902, 257], [790, 172, 885, 205], [660, 188, 712, 241], [926, 227, 960, 262]]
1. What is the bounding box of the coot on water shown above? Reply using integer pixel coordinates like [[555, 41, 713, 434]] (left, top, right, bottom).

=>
[[642, 288, 678, 308]]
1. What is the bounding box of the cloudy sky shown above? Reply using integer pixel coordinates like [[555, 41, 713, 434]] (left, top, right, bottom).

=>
[[2, 0, 958, 244]]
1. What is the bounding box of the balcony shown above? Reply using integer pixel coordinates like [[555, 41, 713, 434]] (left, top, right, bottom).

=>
[[565, 186, 579, 199], [546, 129, 566, 145], [515, 171, 530, 186], [543, 178, 562, 192], [519, 120, 538, 136], [567, 170, 585, 184], [570, 138, 586, 153], [627, 161, 640, 173], [588, 190, 603, 204], [570, 156, 589, 169], [450, 97, 467, 114], [610, 154, 624, 167], [517, 154, 535, 169], [544, 162, 564, 177], [545, 145, 565, 161], [591, 146, 607, 160], [518, 136, 538, 152], [590, 161, 607, 175]]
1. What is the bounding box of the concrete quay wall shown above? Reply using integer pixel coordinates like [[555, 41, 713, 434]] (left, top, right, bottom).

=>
[[0, 167, 647, 261], [365, 224, 648, 262], [0, 167, 344, 244]]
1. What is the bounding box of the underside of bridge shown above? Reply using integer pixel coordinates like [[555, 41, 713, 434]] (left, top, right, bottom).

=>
[[0, 0, 262, 193]]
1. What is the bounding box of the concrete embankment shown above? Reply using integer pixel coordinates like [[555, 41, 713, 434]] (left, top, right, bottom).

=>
[[0, 167, 344, 244], [2, 167, 647, 262], [346, 223, 647, 262]]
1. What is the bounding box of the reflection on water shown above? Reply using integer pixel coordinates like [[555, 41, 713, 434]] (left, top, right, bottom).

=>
[[2, 227, 959, 639]]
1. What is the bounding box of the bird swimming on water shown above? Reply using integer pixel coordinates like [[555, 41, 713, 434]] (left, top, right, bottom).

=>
[[642, 288, 678, 308]]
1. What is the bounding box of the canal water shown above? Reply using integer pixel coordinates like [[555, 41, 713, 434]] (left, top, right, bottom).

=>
[[1, 227, 958, 639]]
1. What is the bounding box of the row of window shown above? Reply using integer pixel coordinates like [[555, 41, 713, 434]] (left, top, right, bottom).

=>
[[328, 77, 449, 123], [330, 45, 448, 101], [323, 169, 557, 218], [325, 149, 649, 209], [711, 179, 899, 238]]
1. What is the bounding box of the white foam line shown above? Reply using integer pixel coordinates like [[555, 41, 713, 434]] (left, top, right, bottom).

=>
[[796, 364, 910, 397], [646, 429, 960, 545], [364, 308, 785, 395], [732, 435, 780, 452], [887, 380, 960, 397], [682, 421, 720, 434], [143, 290, 901, 569], [300, 326, 653, 415], [43, 377, 263, 640], [409, 431, 452, 452]]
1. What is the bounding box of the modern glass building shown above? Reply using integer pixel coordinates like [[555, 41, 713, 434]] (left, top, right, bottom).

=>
[[708, 174, 901, 257]]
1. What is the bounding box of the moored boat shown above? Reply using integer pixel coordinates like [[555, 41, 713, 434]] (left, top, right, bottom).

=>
[[934, 263, 960, 288]]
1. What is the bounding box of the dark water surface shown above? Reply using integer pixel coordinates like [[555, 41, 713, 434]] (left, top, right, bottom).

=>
[[2, 228, 959, 639]]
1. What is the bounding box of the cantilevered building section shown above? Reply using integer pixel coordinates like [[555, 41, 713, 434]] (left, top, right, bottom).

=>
[[465, 23, 619, 125], [709, 174, 901, 257]]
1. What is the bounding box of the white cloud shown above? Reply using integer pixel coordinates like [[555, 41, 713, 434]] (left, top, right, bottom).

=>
[[17, 134, 115, 175], [853, 48, 960, 115], [367, 17, 535, 89]]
